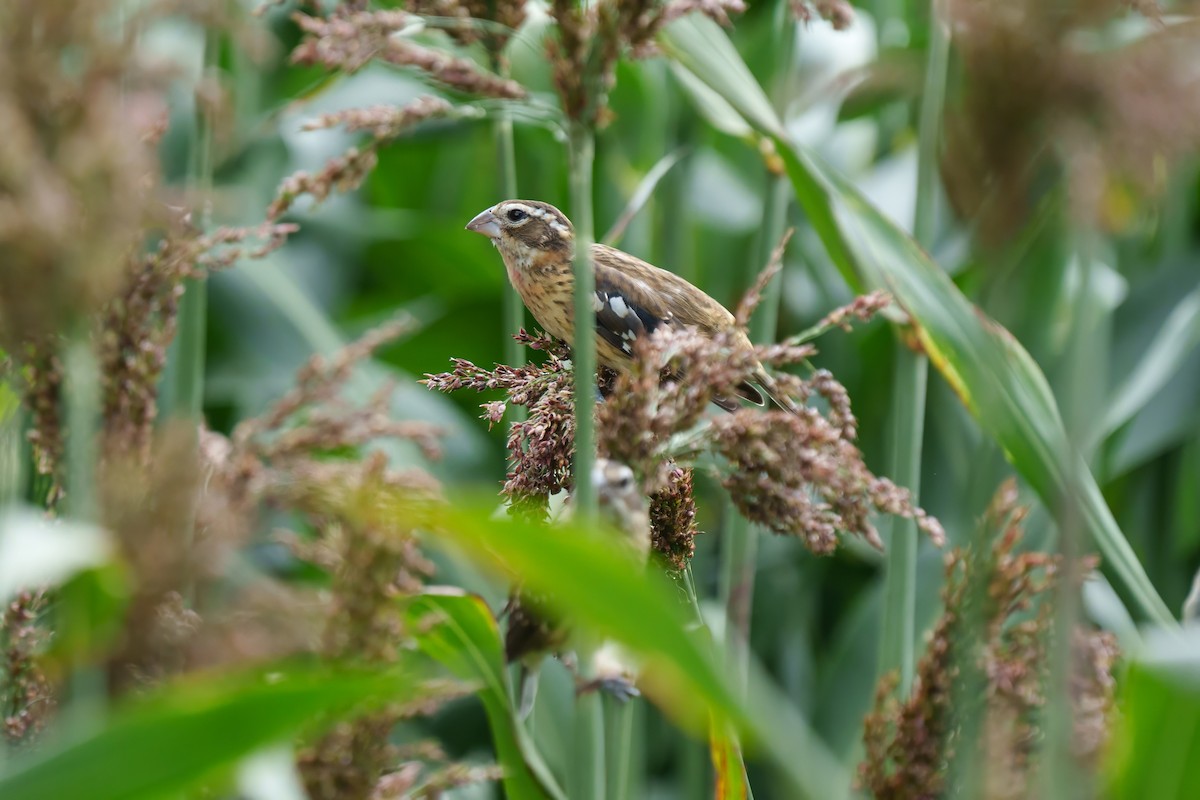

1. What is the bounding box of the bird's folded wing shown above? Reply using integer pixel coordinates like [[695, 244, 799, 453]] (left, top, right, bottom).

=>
[[593, 266, 671, 357]]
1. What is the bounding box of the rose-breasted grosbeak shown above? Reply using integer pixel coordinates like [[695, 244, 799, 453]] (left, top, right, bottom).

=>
[[467, 199, 796, 413], [503, 458, 649, 716]]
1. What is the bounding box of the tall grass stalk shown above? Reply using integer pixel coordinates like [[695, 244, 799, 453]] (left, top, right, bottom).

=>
[[167, 29, 218, 604], [605, 695, 636, 798], [718, 7, 794, 695], [569, 120, 598, 520], [171, 32, 216, 425], [567, 116, 603, 800], [63, 334, 106, 706], [876, 3, 947, 692], [0, 385, 21, 507], [493, 63, 526, 373], [1039, 227, 1103, 797]]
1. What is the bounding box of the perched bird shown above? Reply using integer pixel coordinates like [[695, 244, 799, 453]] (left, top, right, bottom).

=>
[[503, 458, 650, 716], [466, 199, 796, 413]]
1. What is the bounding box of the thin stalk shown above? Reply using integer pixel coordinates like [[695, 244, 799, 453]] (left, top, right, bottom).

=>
[[876, 344, 927, 690], [63, 335, 106, 706], [1039, 229, 1101, 800], [172, 32, 216, 422], [63, 338, 99, 524], [605, 696, 636, 799], [567, 117, 601, 800], [719, 7, 794, 696], [571, 689, 606, 800], [167, 29, 217, 604], [0, 381, 22, 508], [493, 57, 526, 372], [569, 120, 598, 519], [876, 0, 947, 693]]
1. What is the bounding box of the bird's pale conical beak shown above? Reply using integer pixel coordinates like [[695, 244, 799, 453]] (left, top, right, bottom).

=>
[[466, 208, 501, 239]]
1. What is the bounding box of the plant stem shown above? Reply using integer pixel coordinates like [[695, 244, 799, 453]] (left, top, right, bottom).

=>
[[566, 115, 602, 800], [493, 58, 526, 373], [876, 0, 947, 693], [606, 695, 636, 799], [1042, 222, 1104, 797], [569, 120, 598, 520], [0, 381, 22, 508], [172, 32, 216, 424], [571, 689, 606, 800], [63, 334, 106, 706], [719, 6, 793, 696], [165, 29, 217, 606], [63, 338, 99, 524]]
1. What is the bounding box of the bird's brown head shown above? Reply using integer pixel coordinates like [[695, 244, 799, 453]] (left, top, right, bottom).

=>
[[466, 200, 573, 266]]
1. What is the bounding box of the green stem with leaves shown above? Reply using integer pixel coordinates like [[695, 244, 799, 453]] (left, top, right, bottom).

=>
[[877, 1, 947, 692]]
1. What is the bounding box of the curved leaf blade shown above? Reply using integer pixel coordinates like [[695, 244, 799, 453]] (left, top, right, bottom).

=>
[[406, 588, 565, 800], [660, 13, 1173, 625], [421, 502, 851, 800], [0, 666, 410, 800]]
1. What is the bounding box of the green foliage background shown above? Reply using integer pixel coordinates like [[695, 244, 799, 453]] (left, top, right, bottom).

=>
[[4, 0, 1200, 798]]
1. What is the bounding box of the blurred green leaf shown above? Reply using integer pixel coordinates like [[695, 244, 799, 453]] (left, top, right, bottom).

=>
[[0, 666, 411, 800], [659, 13, 1174, 626], [709, 721, 750, 800], [603, 147, 688, 248], [406, 588, 565, 800], [668, 63, 753, 139], [1099, 285, 1200, 443], [1107, 629, 1200, 799], [421, 501, 851, 799]]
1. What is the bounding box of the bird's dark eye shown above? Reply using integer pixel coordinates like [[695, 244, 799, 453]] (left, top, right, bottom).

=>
[[505, 207, 528, 223]]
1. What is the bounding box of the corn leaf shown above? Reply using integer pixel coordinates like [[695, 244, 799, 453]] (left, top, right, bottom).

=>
[[0, 666, 411, 800], [659, 13, 1173, 625], [406, 588, 565, 800], [1106, 630, 1200, 799], [421, 502, 850, 800]]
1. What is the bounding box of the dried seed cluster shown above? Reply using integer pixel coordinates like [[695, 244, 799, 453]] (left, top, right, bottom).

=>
[[859, 482, 1118, 799], [426, 279, 941, 567]]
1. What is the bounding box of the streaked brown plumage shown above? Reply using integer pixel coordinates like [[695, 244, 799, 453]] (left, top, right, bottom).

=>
[[466, 199, 796, 412]]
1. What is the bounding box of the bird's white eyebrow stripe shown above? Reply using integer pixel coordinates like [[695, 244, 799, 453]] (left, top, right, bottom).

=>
[[500, 202, 570, 235]]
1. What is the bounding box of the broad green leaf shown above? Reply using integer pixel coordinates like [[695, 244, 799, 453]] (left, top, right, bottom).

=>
[[709, 719, 750, 800], [420, 502, 850, 799], [406, 588, 565, 800], [659, 13, 1173, 626], [1098, 284, 1200, 442], [668, 63, 753, 139], [1107, 629, 1200, 799], [0, 666, 411, 800]]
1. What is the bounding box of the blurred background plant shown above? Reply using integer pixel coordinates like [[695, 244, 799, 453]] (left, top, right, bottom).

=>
[[3, 0, 1200, 798]]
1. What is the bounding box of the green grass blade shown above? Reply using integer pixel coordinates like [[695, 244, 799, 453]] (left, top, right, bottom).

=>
[[406, 588, 565, 800], [1107, 630, 1200, 799], [0, 666, 411, 800], [710, 720, 750, 800], [1098, 285, 1200, 443], [422, 502, 850, 799], [602, 148, 688, 248], [659, 13, 1174, 626]]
